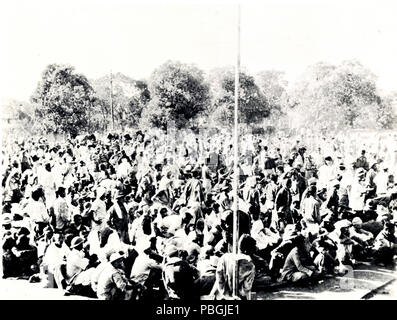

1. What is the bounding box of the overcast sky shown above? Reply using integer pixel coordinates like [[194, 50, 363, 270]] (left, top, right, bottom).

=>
[[1, 0, 397, 102]]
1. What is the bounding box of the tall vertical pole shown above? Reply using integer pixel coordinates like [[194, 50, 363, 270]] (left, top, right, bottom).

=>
[[232, 4, 241, 298], [110, 70, 115, 131], [87, 100, 91, 133]]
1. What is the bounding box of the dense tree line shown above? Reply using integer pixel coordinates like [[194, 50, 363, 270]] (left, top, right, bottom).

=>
[[4, 60, 395, 137]]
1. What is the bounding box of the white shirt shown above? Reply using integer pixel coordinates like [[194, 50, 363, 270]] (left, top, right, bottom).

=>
[[317, 164, 336, 190], [24, 199, 50, 223], [42, 243, 69, 273], [130, 253, 161, 286], [349, 180, 367, 211], [161, 215, 183, 235], [66, 249, 89, 278], [374, 171, 388, 195], [39, 169, 56, 191], [91, 198, 107, 231], [53, 197, 71, 229], [117, 161, 131, 179], [251, 220, 279, 250]]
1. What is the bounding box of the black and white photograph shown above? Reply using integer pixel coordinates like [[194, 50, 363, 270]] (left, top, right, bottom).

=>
[[1, 0, 397, 304]]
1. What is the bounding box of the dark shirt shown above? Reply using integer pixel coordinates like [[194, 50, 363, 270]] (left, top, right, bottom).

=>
[[280, 247, 315, 281]]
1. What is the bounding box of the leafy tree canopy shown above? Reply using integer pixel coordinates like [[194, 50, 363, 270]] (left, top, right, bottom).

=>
[[31, 64, 94, 137], [141, 61, 210, 130], [208, 67, 270, 126]]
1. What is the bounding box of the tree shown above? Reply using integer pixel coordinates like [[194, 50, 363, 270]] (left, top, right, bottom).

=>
[[1, 99, 37, 137], [31, 64, 94, 137], [256, 70, 288, 113], [285, 60, 389, 133], [208, 67, 270, 127], [92, 73, 150, 131], [127, 80, 151, 127], [374, 93, 397, 129], [141, 61, 210, 130]]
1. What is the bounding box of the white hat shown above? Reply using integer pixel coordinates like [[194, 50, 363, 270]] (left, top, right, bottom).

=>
[[2, 213, 12, 225], [352, 217, 363, 226], [109, 252, 125, 263], [70, 236, 84, 249]]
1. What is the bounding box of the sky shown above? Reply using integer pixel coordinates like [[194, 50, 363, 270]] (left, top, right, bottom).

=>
[[1, 0, 397, 102]]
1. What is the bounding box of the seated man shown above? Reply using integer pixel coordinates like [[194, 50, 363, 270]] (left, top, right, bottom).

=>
[[372, 221, 397, 266], [350, 218, 374, 245], [11, 233, 38, 278], [311, 230, 338, 274], [279, 235, 319, 283], [54, 236, 96, 296], [250, 207, 280, 261], [41, 233, 69, 288], [130, 237, 163, 300], [328, 221, 356, 271], [97, 252, 135, 300], [268, 225, 299, 280], [162, 246, 199, 300], [2, 236, 18, 278], [158, 211, 193, 238], [210, 235, 256, 300], [349, 217, 374, 261], [195, 246, 218, 296]]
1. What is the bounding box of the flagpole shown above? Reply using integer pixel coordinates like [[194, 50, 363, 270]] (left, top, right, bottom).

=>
[[232, 4, 241, 298], [110, 70, 114, 131]]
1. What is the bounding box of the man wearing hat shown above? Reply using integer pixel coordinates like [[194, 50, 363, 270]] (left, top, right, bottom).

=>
[[181, 168, 204, 206], [300, 185, 321, 233], [324, 180, 340, 216], [300, 177, 317, 201], [23, 188, 50, 240], [349, 217, 374, 261], [12, 230, 39, 277], [51, 186, 71, 232], [130, 237, 163, 299], [263, 174, 278, 211], [328, 220, 356, 269], [275, 178, 293, 231], [279, 234, 318, 283], [97, 252, 133, 300], [90, 186, 107, 233], [117, 156, 132, 180], [317, 156, 336, 190], [355, 150, 369, 171], [62, 236, 89, 285], [38, 162, 57, 209], [106, 182, 130, 244], [242, 176, 260, 209], [361, 199, 378, 223], [374, 163, 389, 195], [350, 168, 368, 216], [2, 213, 13, 234], [2, 236, 18, 278], [162, 244, 199, 300], [365, 161, 379, 200], [372, 221, 397, 266], [303, 154, 316, 180]]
